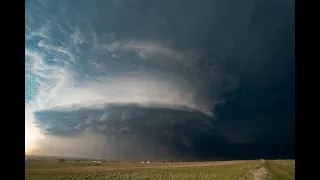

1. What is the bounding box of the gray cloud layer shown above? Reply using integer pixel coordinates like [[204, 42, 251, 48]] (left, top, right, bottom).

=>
[[34, 104, 219, 159], [26, 0, 294, 159]]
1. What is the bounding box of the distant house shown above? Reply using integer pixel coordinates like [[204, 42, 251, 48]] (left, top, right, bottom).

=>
[[139, 160, 151, 164]]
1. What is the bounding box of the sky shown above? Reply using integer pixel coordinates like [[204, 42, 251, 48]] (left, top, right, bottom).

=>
[[25, 0, 295, 160]]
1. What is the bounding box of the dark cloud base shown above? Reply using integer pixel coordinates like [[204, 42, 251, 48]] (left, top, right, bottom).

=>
[[34, 103, 294, 160]]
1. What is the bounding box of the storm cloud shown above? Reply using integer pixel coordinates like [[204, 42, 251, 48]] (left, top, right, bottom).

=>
[[25, 0, 294, 160], [33, 104, 220, 159]]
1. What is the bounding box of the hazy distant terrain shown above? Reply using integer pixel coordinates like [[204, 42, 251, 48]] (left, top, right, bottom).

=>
[[25, 158, 294, 180]]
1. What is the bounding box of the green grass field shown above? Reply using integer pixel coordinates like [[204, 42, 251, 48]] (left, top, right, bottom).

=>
[[25, 159, 294, 180]]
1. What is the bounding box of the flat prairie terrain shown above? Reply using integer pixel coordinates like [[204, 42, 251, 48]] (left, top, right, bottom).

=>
[[25, 159, 295, 180]]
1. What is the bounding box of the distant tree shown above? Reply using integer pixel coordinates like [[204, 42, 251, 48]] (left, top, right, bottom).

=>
[[59, 159, 65, 162]]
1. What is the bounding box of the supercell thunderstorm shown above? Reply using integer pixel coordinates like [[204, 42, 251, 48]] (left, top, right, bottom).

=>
[[25, 0, 238, 159], [25, 0, 294, 160]]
